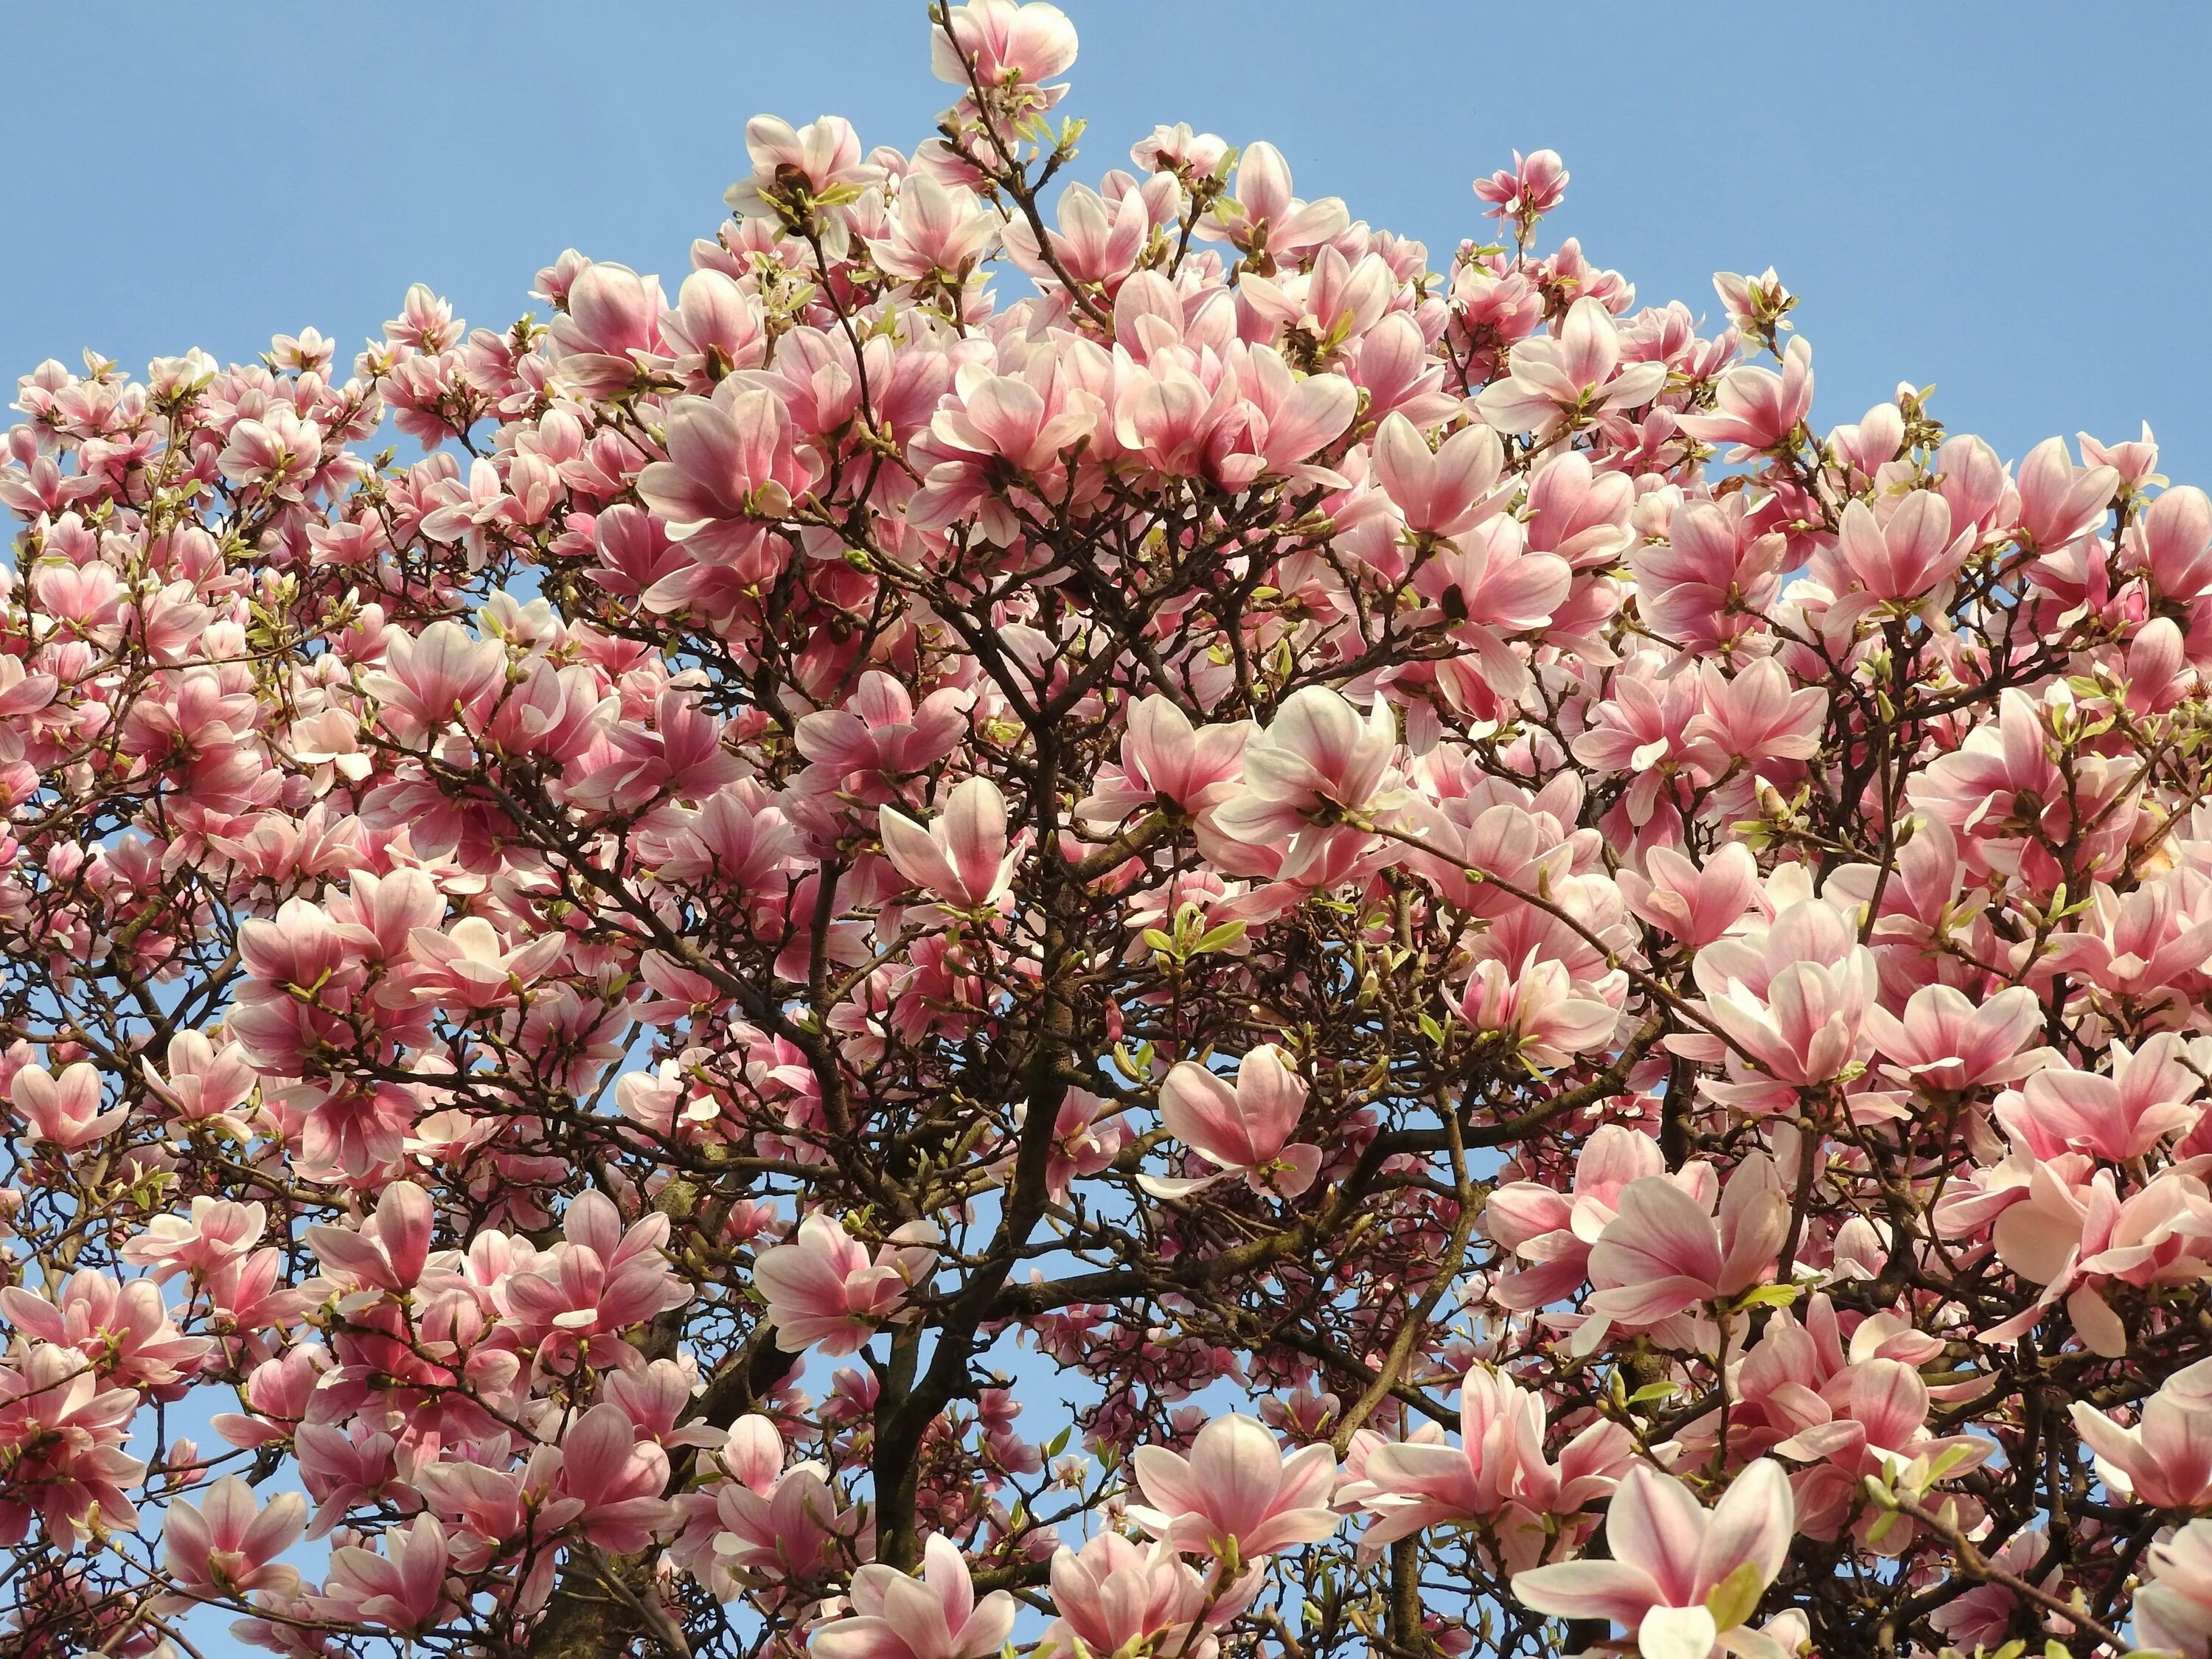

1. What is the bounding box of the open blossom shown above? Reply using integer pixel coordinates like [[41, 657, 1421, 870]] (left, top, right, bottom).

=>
[[1690, 891, 1879, 1091], [1075, 695, 1248, 827], [1211, 686, 1402, 847], [2070, 1356, 2212, 1509], [1129, 1414, 1339, 1563], [1512, 1461, 1796, 1659], [0, 1345, 148, 1543], [723, 114, 882, 228], [1343, 1366, 1633, 1565], [878, 776, 1018, 908], [812, 1534, 1018, 1659], [1585, 1156, 1790, 1328], [2138, 1519, 2212, 1658], [1677, 336, 1813, 453], [1475, 297, 1667, 439], [1997, 1032, 2204, 1161], [930, 0, 1079, 91], [1863, 982, 2046, 1093], [1044, 1532, 1245, 1659], [1475, 148, 1568, 220], [159, 1477, 307, 1607], [1371, 413, 1508, 538], [875, 174, 999, 283], [10, 1062, 127, 1149], [313, 1512, 454, 1634], [1142, 1043, 1320, 1198], [1456, 955, 1619, 1066], [751, 1212, 936, 1354], [0, 1270, 212, 1388], [1617, 844, 1761, 948]]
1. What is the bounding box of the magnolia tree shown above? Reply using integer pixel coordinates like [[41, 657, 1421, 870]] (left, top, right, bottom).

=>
[[5, 6, 2212, 1659]]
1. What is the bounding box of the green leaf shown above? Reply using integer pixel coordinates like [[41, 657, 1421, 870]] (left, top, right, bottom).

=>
[[1704, 1559, 1766, 1634], [1732, 1282, 1801, 1312], [1192, 921, 1248, 956]]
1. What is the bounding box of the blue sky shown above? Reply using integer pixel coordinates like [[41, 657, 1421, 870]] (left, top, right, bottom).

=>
[[5, 2, 2209, 478]]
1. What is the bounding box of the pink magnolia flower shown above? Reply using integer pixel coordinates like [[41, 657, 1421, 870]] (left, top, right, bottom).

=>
[[1408, 519, 1573, 700], [1833, 492, 1972, 605], [0, 1344, 148, 1544], [493, 1191, 692, 1368], [120, 1197, 268, 1282], [1677, 336, 1813, 454], [1634, 496, 1787, 653], [1690, 894, 1879, 1089], [551, 1401, 674, 1554], [1767, 1357, 1978, 1534], [1986, 1162, 2212, 1357], [313, 1512, 454, 1635], [1143, 1044, 1320, 1199], [1617, 844, 1761, 949], [1370, 414, 1508, 538], [306, 1180, 434, 1296], [1475, 297, 1667, 439], [878, 776, 1018, 908], [1585, 1156, 1790, 1328], [216, 404, 326, 501], [140, 1030, 260, 1139], [1484, 1124, 1668, 1310], [660, 268, 767, 387], [875, 174, 999, 283], [1997, 1032, 2204, 1161], [1128, 1413, 1339, 1563], [2016, 435, 2118, 550], [907, 362, 1101, 541], [723, 114, 882, 228], [358, 619, 509, 745], [1510, 1459, 1796, 1659], [751, 1212, 936, 1355], [158, 1476, 307, 1607], [1711, 268, 1794, 335], [636, 385, 816, 547], [1862, 983, 2046, 1093], [930, 0, 1079, 91], [1203, 140, 1350, 263], [1343, 1366, 1633, 1565], [1455, 956, 1620, 1068], [1074, 695, 1248, 828], [2133, 481, 2212, 603], [794, 672, 973, 793], [1044, 1532, 1246, 1659], [672, 1413, 866, 1592], [1679, 658, 1826, 771], [1235, 341, 1360, 473], [812, 1533, 1017, 1659], [2069, 1356, 2212, 1509], [2137, 1517, 2212, 1658], [1211, 686, 1402, 847], [1474, 149, 1568, 221], [0, 1270, 212, 1389], [10, 1061, 127, 1149], [404, 915, 566, 1009]]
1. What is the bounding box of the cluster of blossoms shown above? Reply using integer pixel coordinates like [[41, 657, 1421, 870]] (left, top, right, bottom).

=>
[[4, 4, 2212, 1656]]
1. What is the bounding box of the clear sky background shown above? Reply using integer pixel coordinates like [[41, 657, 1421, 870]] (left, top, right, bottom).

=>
[[4, 4, 2208, 478]]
